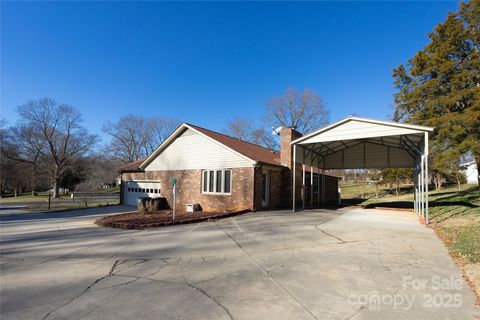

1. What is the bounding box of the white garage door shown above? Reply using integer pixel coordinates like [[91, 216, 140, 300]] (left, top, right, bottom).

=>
[[124, 181, 162, 206]]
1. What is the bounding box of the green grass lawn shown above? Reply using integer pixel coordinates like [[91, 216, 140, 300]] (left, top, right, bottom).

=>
[[1, 189, 120, 204], [26, 200, 120, 213], [102, 186, 120, 193], [427, 188, 480, 264], [0, 190, 120, 212], [340, 183, 415, 200], [0, 192, 54, 203]]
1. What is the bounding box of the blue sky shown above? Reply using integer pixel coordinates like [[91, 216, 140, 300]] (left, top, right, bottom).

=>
[[1, 1, 458, 142]]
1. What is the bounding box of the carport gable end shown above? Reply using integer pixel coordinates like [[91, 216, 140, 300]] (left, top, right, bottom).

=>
[[291, 116, 433, 170], [290, 116, 434, 224]]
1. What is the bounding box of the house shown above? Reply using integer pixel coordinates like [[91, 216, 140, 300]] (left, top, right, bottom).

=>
[[119, 123, 340, 212], [460, 161, 479, 185]]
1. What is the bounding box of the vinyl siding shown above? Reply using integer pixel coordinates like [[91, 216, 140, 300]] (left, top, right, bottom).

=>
[[144, 128, 255, 171]]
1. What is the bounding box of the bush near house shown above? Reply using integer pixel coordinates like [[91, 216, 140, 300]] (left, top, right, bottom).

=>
[[137, 197, 169, 214]]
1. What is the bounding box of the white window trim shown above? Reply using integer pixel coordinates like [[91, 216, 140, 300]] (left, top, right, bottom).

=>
[[202, 169, 232, 195]]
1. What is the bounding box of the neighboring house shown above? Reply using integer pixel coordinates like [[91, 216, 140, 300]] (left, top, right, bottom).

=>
[[119, 123, 340, 212], [460, 161, 479, 184]]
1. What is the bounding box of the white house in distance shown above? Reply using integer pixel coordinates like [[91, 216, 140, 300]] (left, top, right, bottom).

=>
[[460, 161, 479, 185]]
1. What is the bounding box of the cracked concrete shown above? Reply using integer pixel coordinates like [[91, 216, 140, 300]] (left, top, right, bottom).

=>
[[1, 205, 479, 319]]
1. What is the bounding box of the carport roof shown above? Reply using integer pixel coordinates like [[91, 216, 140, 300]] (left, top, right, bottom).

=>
[[291, 116, 433, 169]]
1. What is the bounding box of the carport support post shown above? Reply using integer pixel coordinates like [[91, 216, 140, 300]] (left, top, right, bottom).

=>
[[310, 165, 314, 207], [417, 165, 422, 215], [421, 155, 425, 218], [317, 157, 321, 206], [425, 132, 429, 224], [321, 157, 325, 206], [414, 165, 418, 214], [416, 164, 419, 215], [292, 144, 296, 212], [413, 167, 416, 213], [302, 163, 306, 209]]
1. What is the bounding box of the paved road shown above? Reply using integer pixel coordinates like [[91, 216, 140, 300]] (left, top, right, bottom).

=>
[[1, 206, 479, 319]]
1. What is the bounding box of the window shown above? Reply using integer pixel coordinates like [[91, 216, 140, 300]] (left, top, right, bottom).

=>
[[202, 169, 232, 195], [209, 171, 214, 192], [224, 170, 231, 193], [203, 171, 208, 192], [216, 171, 222, 193]]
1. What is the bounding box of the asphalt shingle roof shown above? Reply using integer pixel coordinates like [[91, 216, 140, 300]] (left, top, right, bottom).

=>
[[187, 124, 281, 166]]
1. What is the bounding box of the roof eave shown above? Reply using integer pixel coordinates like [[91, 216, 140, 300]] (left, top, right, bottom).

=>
[[291, 116, 434, 145], [139, 123, 188, 169]]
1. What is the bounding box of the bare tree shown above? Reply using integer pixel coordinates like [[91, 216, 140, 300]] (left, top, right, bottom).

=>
[[224, 117, 256, 142], [224, 117, 278, 150], [103, 115, 180, 161], [144, 117, 181, 155], [1, 123, 45, 195], [17, 98, 98, 198], [0, 119, 28, 197], [103, 115, 147, 162], [79, 154, 123, 190], [264, 87, 329, 134]]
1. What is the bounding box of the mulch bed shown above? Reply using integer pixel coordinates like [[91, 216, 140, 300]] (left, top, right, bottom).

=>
[[95, 209, 249, 230]]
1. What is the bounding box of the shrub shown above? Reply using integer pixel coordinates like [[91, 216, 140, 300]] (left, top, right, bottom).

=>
[[138, 197, 169, 214]]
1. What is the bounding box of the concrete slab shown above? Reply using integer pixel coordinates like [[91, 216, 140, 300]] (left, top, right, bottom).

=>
[[1, 206, 479, 319]]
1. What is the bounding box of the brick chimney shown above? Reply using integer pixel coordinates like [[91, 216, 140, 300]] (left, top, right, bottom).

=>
[[280, 126, 302, 169]]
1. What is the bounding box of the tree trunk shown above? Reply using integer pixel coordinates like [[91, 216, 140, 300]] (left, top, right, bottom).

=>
[[475, 153, 480, 190], [395, 177, 400, 196], [53, 178, 60, 198], [31, 176, 37, 196], [52, 164, 60, 198], [30, 164, 37, 196], [434, 174, 442, 191]]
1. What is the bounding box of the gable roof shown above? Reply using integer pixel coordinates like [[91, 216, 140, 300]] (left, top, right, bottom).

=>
[[187, 124, 281, 166], [118, 159, 144, 173], [138, 123, 281, 170], [292, 116, 434, 145]]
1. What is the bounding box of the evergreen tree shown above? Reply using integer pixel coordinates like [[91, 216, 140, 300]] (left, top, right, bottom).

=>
[[393, 0, 480, 187]]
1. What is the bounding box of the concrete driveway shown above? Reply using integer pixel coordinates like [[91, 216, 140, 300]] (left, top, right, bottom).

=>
[[1, 206, 479, 320]]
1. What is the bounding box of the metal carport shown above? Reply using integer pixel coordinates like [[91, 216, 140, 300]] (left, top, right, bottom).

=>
[[291, 116, 434, 223]]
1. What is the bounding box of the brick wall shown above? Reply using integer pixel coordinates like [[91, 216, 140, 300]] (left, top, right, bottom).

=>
[[271, 163, 339, 208], [253, 164, 339, 211], [253, 167, 263, 211], [122, 167, 255, 213], [280, 127, 303, 168], [269, 169, 284, 208]]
